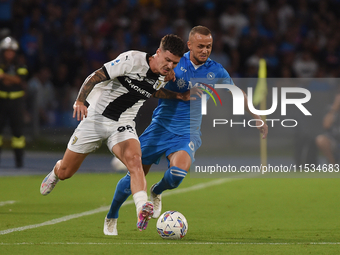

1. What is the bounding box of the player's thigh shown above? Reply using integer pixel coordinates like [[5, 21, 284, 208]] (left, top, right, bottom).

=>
[[166, 134, 201, 171], [140, 123, 173, 165], [107, 121, 140, 160], [58, 149, 89, 179], [67, 118, 106, 154]]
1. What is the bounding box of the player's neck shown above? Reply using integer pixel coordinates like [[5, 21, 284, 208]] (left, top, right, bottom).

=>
[[148, 55, 159, 74], [190, 60, 204, 70]]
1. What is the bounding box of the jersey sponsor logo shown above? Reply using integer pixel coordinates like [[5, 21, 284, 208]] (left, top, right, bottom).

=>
[[111, 59, 121, 66], [177, 78, 186, 89], [180, 67, 187, 72], [207, 72, 215, 80], [71, 136, 78, 145], [117, 125, 135, 133], [124, 77, 152, 98]]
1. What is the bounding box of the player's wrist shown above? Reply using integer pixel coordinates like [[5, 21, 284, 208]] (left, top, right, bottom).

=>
[[176, 93, 183, 100]]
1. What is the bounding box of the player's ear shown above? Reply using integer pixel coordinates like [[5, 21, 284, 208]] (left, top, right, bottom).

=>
[[187, 41, 191, 50]]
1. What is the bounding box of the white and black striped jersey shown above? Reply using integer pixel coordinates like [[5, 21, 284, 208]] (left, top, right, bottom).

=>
[[85, 50, 167, 123]]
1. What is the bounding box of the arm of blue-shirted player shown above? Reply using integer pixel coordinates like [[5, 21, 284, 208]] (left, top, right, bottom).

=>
[[73, 68, 108, 121], [152, 69, 202, 100], [323, 93, 340, 130], [152, 87, 202, 101], [240, 89, 268, 139]]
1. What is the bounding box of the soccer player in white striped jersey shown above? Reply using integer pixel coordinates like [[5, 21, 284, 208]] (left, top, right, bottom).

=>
[[40, 34, 190, 232]]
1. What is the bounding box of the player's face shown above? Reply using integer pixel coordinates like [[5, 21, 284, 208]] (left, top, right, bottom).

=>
[[155, 48, 181, 76], [187, 33, 213, 65]]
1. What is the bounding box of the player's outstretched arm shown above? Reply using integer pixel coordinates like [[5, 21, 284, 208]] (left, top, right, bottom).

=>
[[323, 93, 340, 130], [152, 87, 203, 101], [152, 88, 184, 100], [73, 68, 108, 121]]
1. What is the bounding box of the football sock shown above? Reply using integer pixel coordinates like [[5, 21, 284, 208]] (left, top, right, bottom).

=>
[[133, 190, 148, 216], [107, 173, 131, 219], [152, 166, 187, 195], [51, 167, 59, 180]]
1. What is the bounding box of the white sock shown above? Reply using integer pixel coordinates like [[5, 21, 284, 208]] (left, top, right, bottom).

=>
[[51, 168, 59, 180], [133, 190, 147, 217]]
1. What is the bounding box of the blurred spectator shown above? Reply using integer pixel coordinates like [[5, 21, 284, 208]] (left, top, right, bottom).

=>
[[1, 0, 338, 129], [293, 51, 318, 77], [264, 43, 280, 77], [219, 4, 248, 37], [52, 63, 71, 112], [222, 25, 239, 49], [20, 24, 42, 72], [276, 0, 295, 34], [173, 8, 191, 42], [0, 0, 14, 30], [27, 66, 56, 126], [209, 34, 231, 70]]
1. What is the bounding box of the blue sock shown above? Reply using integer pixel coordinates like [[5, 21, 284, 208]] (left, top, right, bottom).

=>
[[152, 166, 187, 195], [107, 173, 131, 219]]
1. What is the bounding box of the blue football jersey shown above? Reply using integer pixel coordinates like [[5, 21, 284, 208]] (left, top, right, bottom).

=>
[[151, 51, 233, 135]]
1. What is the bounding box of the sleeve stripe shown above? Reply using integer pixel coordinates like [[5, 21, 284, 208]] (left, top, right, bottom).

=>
[[102, 66, 111, 80]]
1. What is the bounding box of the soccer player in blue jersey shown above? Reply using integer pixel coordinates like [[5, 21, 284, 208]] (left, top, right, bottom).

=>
[[103, 26, 268, 235]]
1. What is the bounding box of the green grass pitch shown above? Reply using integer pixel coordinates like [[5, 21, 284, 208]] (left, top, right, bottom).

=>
[[1, 172, 340, 254]]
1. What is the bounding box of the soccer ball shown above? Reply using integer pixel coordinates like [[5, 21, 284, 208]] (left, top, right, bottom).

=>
[[110, 157, 127, 171], [156, 211, 188, 239]]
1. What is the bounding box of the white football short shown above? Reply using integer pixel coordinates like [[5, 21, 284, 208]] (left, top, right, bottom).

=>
[[67, 117, 139, 154]]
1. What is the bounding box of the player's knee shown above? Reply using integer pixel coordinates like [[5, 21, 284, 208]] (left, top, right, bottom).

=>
[[166, 166, 187, 189], [123, 153, 142, 170], [316, 135, 328, 148], [172, 162, 190, 171]]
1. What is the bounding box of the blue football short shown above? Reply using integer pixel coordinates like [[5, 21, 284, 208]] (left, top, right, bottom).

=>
[[140, 122, 201, 166]]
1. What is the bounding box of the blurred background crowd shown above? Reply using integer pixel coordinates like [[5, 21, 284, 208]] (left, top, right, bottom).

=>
[[1, 0, 339, 128]]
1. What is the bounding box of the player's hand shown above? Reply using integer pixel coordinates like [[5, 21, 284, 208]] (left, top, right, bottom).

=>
[[256, 119, 268, 139], [189, 87, 204, 100], [73, 100, 88, 121], [164, 69, 176, 82], [179, 87, 204, 101]]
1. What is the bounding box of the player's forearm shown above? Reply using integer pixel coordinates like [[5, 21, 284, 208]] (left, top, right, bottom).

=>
[[76, 68, 107, 103], [152, 88, 181, 99], [323, 112, 335, 129]]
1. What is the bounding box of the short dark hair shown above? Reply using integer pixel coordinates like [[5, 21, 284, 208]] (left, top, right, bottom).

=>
[[189, 26, 212, 38], [160, 34, 185, 57]]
